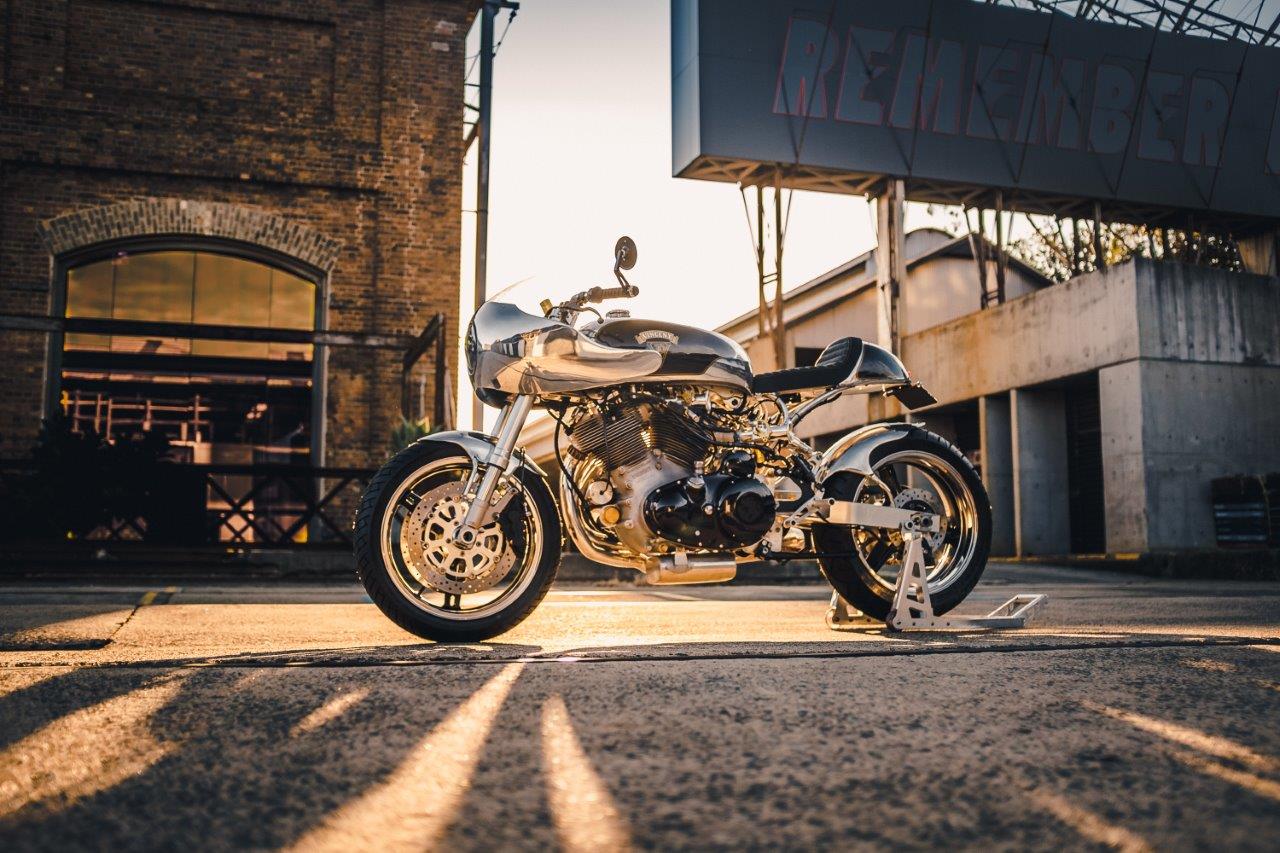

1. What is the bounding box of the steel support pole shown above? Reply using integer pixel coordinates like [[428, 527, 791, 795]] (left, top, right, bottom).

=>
[[434, 316, 449, 429], [875, 179, 906, 354], [756, 186, 767, 339], [871, 179, 905, 423], [772, 176, 785, 370], [1093, 200, 1106, 268], [994, 192, 1007, 304], [471, 2, 497, 432]]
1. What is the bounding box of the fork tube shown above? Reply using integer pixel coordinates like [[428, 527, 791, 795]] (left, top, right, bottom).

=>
[[454, 395, 533, 545]]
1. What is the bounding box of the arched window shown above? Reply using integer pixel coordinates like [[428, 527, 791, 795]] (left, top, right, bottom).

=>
[[59, 248, 320, 465]]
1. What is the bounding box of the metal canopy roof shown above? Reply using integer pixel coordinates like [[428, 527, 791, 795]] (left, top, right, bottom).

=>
[[986, 0, 1280, 47]]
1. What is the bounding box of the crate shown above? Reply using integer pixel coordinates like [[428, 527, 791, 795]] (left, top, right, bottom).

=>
[[1211, 475, 1271, 549]]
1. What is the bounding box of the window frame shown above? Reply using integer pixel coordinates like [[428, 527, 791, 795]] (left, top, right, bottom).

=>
[[46, 236, 331, 465]]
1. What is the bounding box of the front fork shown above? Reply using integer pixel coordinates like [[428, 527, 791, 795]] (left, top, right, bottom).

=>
[[451, 395, 534, 548]]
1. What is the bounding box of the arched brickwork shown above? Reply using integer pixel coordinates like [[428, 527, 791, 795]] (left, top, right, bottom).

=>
[[36, 199, 342, 273]]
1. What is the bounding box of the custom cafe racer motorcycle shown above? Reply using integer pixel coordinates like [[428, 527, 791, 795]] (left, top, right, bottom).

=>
[[355, 238, 991, 641]]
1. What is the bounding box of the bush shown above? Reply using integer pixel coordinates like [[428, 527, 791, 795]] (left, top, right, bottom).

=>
[[0, 417, 174, 543], [389, 417, 439, 453]]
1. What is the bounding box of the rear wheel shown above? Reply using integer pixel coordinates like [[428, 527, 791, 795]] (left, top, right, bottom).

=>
[[354, 440, 561, 642], [813, 429, 991, 620]]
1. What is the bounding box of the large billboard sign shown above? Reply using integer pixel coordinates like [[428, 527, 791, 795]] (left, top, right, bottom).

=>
[[672, 0, 1280, 222]]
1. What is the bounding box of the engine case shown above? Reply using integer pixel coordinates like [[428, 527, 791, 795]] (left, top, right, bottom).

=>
[[644, 474, 777, 550], [604, 452, 692, 554]]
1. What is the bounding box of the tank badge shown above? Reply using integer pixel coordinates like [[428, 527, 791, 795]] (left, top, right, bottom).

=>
[[635, 329, 679, 345]]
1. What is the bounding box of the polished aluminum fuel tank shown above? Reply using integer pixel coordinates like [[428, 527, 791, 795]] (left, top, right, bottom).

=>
[[466, 302, 753, 400], [587, 318, 752, 395]]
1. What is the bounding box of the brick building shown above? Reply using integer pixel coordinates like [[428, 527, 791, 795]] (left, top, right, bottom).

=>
[[0, 1, 471, 509]]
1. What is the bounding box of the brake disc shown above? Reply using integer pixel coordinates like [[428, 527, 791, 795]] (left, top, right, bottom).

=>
[[893, 487, 945, 550], [400, 481, 516, 595]]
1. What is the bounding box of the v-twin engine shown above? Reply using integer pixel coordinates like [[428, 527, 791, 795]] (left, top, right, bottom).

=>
[[566, 399, 775, 556]]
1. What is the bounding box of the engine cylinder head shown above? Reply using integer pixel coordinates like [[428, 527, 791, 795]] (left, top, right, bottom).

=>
[[568, 400, 711, 473]]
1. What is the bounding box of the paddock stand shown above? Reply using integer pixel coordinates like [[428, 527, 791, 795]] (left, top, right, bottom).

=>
[[825, 531, 1048, 632]]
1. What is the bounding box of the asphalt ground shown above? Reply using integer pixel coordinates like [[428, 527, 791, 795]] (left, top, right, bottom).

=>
[[0, 562, 1278, 851]]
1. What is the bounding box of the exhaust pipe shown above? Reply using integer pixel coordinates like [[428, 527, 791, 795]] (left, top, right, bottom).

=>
[[645, 553, 737, 585]]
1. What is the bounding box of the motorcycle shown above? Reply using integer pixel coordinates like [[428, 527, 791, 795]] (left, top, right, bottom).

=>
[[354, 237, 991, 641]]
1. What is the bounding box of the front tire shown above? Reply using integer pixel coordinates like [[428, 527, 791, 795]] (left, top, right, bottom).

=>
[[813, 428, 991, 620], [354, 440, 561, 642]]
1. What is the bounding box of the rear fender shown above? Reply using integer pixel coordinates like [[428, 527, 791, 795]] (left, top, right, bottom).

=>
[[815, 422, 922, 487], [415, 430, 548, 477]]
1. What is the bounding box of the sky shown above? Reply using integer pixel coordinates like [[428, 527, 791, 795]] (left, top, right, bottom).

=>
[[455, 0, 948, 428]]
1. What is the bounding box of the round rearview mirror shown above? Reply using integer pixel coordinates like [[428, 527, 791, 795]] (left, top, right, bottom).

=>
[[614, 236, 637, 270]]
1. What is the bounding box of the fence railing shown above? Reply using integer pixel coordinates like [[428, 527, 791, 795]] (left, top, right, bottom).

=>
[[201, 464, 373, 547], [0, 461, 374, 548]]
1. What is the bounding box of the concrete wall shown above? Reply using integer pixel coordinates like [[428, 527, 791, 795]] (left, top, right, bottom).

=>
[[980, 394, 1016, 556], [903, 263, 1143, 408], [1134, 261, 1280, 366], [1098, 361, 1148, 552], [794, 259, 1139, 440], [1095, 263, 1280, 551], [1142, 360, 1280, 549], [1011, 388, 1071, 556]]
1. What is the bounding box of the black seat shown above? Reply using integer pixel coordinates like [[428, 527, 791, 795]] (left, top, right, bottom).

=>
[[751, 337, 862, 395]]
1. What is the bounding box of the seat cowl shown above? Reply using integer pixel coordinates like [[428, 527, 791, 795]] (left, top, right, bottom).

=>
[[751, 337, 863, 395]]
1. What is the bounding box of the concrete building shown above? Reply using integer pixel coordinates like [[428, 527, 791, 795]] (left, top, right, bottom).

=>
[[0, 1, 473, 542], [716, 231, 1280, 557]]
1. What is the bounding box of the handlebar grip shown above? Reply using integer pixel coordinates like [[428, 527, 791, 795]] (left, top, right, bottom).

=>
[[591, 285, 638, 302]]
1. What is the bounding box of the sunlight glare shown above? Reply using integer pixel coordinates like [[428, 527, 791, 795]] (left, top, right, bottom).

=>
[[289, 688, 371, 738], [0, 672, 187, 818], [286, 662, 524, 852], [541, 694, 632, 852], [1171, 750, 1280, 803], [1031, 791, 1152, 853], [1085, 701, 1278, 774]]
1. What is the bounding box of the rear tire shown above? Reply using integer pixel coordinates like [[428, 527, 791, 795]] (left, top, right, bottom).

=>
[[354, 440, 561, 642], [813, 429, 991, 620]]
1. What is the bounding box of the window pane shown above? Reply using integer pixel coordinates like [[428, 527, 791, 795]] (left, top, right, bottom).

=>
[[111, 252, 194, 355], [64, 249, 316, 362], [58, 249, 317, 475], [194, 253, 271, 326], [270, 271, 315, 329], [268, 270, 316, 360], [111, 252, 195, 323], [66, 260, 113, 317], [65, 260, 113, 350], [193, 254, 270, 358]]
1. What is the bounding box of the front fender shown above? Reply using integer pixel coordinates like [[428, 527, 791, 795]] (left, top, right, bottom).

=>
[[415, 430, 548, 477], [815, 421, 923, 483]]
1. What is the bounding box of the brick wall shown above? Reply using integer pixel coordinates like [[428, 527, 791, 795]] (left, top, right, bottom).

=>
[[0, 0, 469, 464]]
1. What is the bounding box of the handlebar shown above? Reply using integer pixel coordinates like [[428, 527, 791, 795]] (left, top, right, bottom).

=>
[[561, 284, 639, 312], [588, 284, 639, 302]]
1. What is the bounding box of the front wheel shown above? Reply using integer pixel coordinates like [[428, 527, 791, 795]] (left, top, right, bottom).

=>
[[813, 429, 991, 620], [353, 440, 561, 642]]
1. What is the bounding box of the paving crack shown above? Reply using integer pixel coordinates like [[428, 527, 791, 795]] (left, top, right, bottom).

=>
[[3, 635, 1277, 670]]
